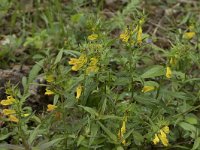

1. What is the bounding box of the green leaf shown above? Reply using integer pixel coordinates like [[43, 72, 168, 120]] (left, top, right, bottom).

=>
[[79, 105, 99, 117], [97, 121, 117, 142], [22, 76, 28, 92], [100, 98, 107, 115], [28, 60, 44, 84], [132, 131, 144, 145], [53, 94, 60, 105], [77, 135, 85, 146], [141, 65, 165, 78], [143, 81, 159, 88], [0, 133, 12, 141], [99, 115, 121, 120], [116, 146, 124, 150], [134, 95, 157, 106], [89, 123, 99, 146], [0, 144, 24, 150], [179, 122, 197, 132], [28, 125, 41, 145], [54, 49, 63, 65], [185, 116, 198, 125], [39, 138, 64, 149], [63, 49, 81, 57], [192, 137, 200, 150]]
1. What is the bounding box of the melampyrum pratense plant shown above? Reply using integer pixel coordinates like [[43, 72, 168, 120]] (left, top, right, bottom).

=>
[[1, 5, 200, 150]]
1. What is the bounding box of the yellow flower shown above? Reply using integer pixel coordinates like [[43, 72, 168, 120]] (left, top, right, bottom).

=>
[[0, 96, 16, 106], [152, 126, 170, 147], [118, 116, 127, 145], [47, 104, 57, 112], [90, 58, 98, 66], [88, 34, 98, 41], [137, 26, 142, 44], [166, 67, 172, 79], [183, 31, 195, 40], [86, 57, 99, 74], [69, 54, 87, 71], [121, 120, 126, 134], [122, 139, 126, 145], [3, 109, 16, 115], [169, 57, 176, 65], [153, 134, 160, 145], [158, 129, 169, 146], [142, 86, 155, 93], [120, 28, 130, 43], [45, 89, 54, 95], [46, 75, 54, 82], [21, 113, 30, 117], [76, 84, 82, 99], [162, 126, 169, 134], [8, 115, 19, 123]]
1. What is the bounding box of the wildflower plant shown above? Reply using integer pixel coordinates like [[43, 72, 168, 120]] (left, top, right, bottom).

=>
[[0, 0, 200, 150]]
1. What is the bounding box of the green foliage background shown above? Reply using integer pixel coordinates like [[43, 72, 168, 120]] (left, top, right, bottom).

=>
[[0, 0, 200, 149]]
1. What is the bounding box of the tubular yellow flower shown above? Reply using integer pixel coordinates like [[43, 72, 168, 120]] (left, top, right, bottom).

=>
[[166, 67, 172, 78], [7, 96, 15, 101], [137, 26, 143, 44], [120, 28, 130, 43], [88, 34, 98, 41], [153, 134, 160, 145], [152, 126, 170, 146], [122, 139, 126, 145], [158, 130, 169, 146], [47, 104, 57, 112], [86, 57, 99, 74], [21, 113, 30, 117], [69, 54, 87, 71], [46, 75, 54, 83], [0, 96, 16, 106], [8, 115, 19, 123], [76, 84, 82, 99], [118, 116, 127, 145], [183, 31, 195, 40], [142, 86, 155, 93], [45, 89, 54, 95], [1, 100, 12, 106], [3, 109, 16, 115], [170, 57, 176, 65], [162, 126, 169, 134], [90, 58, 98, 66], [121, 120, 126, 134]]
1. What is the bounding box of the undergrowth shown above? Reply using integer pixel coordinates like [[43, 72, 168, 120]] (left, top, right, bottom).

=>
[[0, 0, 200, 149]]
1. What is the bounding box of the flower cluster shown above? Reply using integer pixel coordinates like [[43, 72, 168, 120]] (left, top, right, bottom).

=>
[[69, 54, 99, 75], [153, 126, 170, 146], [120, 28, 130, 43], [88, 33, 98, 41], [0, 96, 19, 123], [86, 57, 99, 74], [69, 54, 88, 71], [119, 19, 144, 45]]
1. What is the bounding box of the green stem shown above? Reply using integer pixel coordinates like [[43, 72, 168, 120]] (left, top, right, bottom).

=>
[[172, 104, 200, 118]]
